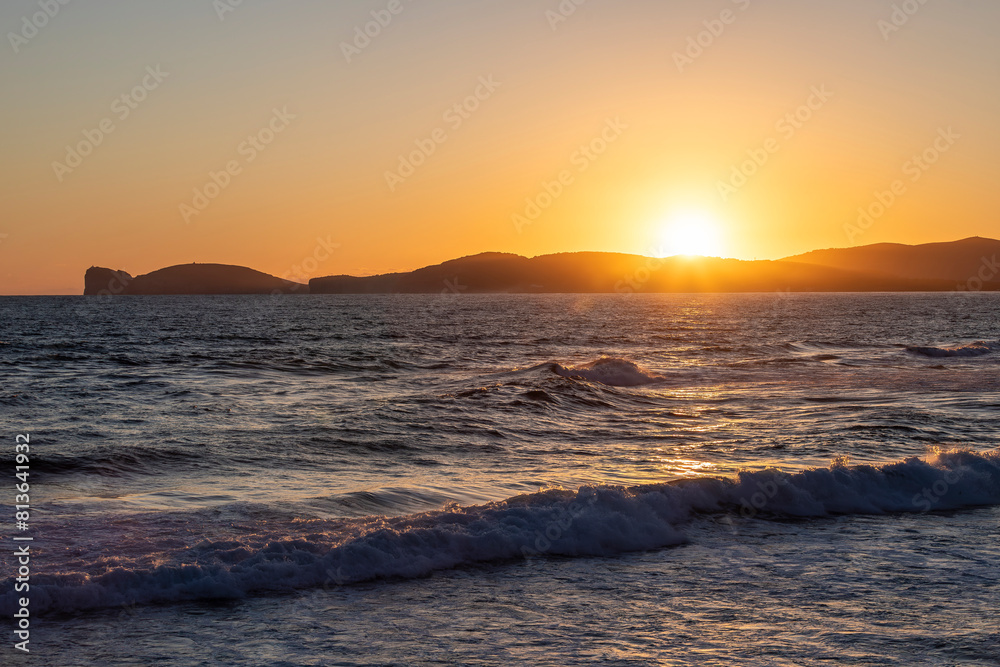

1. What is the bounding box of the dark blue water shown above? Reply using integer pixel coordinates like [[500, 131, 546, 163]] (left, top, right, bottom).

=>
[[1, 293, 999, 665]]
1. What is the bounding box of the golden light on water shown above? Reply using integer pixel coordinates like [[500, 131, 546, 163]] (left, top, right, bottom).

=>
[[657, 457, 718, 478]]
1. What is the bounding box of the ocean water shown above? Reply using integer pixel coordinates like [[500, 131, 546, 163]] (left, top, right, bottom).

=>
[[2, 292, 999, 666]]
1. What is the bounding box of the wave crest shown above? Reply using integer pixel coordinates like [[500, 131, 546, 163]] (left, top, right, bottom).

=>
[[552, 357, 665, 386], [907, 340, 1000, 358], [5, 449, 998, 616]]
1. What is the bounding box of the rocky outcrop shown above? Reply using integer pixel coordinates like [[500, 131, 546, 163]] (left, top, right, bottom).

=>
[[83, 264, 306, 295], [84, 267, 133, 295]]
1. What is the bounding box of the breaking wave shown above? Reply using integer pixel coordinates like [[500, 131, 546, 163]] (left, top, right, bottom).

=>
[[552, 357, 665, 386], [5, 448, 998, 616], [907, 340, 1000, 358]]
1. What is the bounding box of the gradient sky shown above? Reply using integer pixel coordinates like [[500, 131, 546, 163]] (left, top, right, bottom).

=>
[[2, 0, 998, 294]]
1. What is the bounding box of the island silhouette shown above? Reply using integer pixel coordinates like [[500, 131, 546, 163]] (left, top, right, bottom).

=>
[[84, 237, 999, 295], [85, 264, 305, 296]]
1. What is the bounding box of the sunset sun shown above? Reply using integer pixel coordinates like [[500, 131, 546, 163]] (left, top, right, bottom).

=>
[[658, 210, 724, 258]]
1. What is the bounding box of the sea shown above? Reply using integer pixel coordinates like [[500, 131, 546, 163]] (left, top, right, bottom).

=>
[[1, 293, 999, 666]]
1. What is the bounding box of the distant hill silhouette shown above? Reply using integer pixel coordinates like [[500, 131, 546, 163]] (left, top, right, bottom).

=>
[[309, 252, 949, 294], [84, 238, 1000, 295], [84, 264, 306, 295], [311, 238, 1000, 294], [785, 237, 1000, 286]]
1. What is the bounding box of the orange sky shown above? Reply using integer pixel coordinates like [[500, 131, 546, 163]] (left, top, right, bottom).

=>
[[2, 0, 998, 294]]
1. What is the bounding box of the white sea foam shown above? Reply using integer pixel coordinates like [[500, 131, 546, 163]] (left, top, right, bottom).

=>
[[907, 340, 1000, 358], [553, 357, 665, 386], [5, 449, 998, 616]]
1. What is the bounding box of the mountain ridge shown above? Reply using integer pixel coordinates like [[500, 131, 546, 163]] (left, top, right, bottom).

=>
[[84, 238, 1000, 295]]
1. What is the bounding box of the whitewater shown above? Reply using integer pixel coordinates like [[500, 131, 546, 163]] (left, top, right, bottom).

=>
[[1, 292, 999, 666]]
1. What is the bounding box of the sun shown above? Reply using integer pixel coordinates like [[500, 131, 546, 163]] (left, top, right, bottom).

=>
[[657, 210, 724, 258]]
